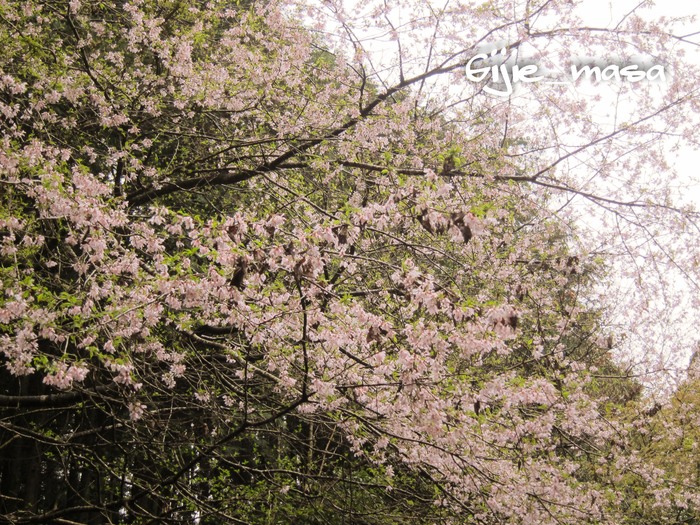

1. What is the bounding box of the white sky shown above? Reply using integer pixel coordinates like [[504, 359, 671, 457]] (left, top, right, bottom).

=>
[[317, 0, 700, 384], [576, 0, 700, 209]]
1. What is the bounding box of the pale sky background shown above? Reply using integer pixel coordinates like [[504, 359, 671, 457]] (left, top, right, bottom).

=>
[[578, 0, 700, 209], [315, 0, 700, 385], [577, 0, 700, 383]]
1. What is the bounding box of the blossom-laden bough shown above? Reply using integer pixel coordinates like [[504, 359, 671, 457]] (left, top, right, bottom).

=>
[[1, 0, 699, 523]]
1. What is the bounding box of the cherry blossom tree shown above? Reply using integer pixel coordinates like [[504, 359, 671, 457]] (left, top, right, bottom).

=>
[[1, 0, 699, 523]]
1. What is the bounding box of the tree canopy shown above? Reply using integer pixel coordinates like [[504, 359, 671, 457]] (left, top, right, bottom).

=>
[[1, 0, 699, 523]]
